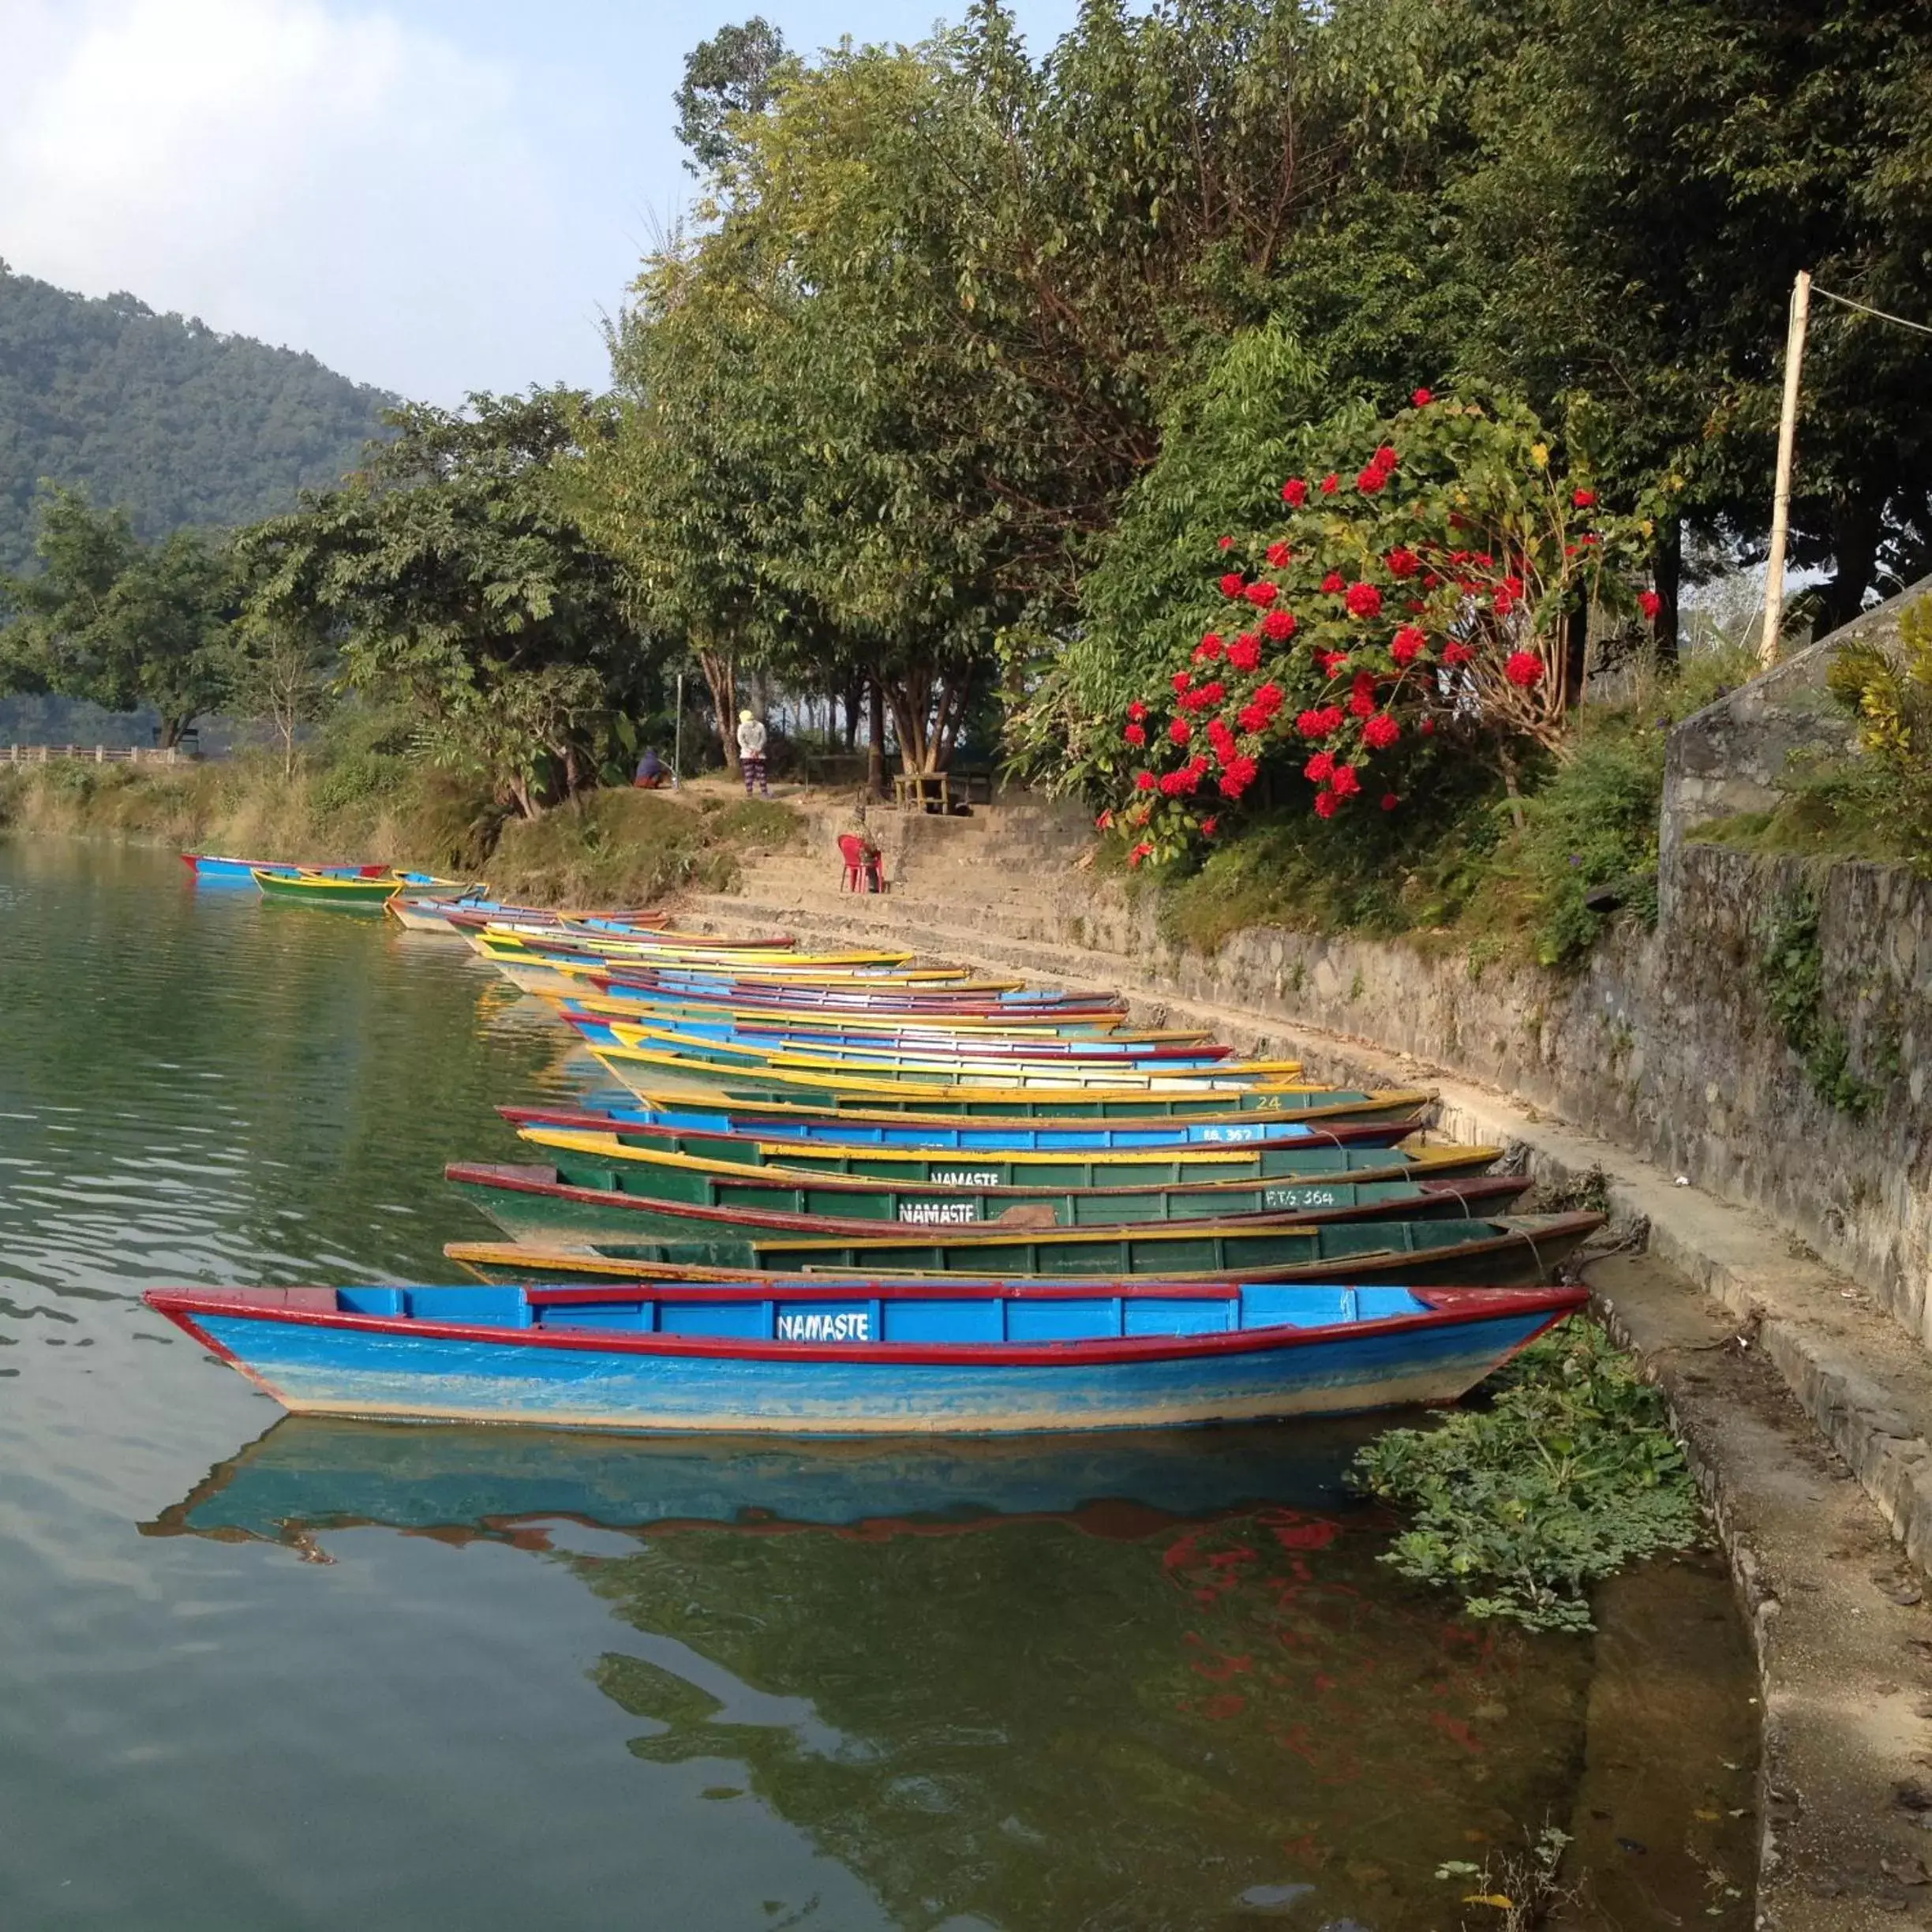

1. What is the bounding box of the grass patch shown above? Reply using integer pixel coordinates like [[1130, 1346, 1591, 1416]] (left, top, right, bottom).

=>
[[1350, 1317, 1702, 1632], [1688, 758, 1918, 867], [487, 790, 800, 907]]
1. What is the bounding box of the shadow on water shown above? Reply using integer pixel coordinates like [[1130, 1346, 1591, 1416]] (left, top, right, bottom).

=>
[[144, 1413, 1622, 1931]]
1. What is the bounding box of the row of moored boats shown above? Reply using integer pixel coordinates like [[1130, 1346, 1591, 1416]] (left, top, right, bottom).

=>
[[148, 855, 1601, 1436]]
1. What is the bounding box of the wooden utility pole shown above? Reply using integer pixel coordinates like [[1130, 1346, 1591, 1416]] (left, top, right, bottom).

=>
[[1760, 269, 1812, 667]]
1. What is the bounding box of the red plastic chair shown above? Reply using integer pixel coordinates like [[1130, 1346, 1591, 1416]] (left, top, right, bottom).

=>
[[837, 833, 886, 893]]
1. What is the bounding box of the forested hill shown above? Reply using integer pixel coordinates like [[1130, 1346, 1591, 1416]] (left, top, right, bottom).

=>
[[0, 262, 396, 570]]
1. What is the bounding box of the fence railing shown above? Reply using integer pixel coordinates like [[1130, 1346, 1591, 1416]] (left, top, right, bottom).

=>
[[2, 744, 196, 766]]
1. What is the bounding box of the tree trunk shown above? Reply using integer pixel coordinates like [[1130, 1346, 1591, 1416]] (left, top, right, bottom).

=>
[[1653, 516, 1682, 668], [697, 650, 739, 777], [866, 678, 887, 799], [1821, 496, 1881, 638], [842, 674, 862, 751], [1561, 605, 1589, 708]]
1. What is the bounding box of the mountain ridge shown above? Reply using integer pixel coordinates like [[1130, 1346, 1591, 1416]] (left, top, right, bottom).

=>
[[0, 261, 399, 571]]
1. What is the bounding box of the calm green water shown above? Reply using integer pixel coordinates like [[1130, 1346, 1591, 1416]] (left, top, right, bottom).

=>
[[0, 841, 1754, 1930]]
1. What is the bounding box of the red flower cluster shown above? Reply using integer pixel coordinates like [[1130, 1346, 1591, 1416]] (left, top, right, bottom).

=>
[[1261, 608, 1297, 641], [1504, 650, 1544, 687], [1390, 625, 1426, 665], [1129, 841, 1153, 867], [1442, 640, 1474, 667], [1386, 547, 1420, 578], [1170, 718, 1193, 745], [1572, 488, 1597, 509], [1281, 477, 1309, 507], [1134, 770, 1155, 791], [1320, 571, 1345, 594], [1294, 703, 1345, 739], [1344, 582, 1383, 620], [1127, 699, 1147, 721], [1172, 669, 1193, 694], [1638, 590, 1662, 623], [1226, 634, 1262, 672], [1411, 388, 1433, 406], [1245, 579, 1279, 607], [1218, 534, 1234, 550], [1236, 683, 1286, 734], [1266, 541, 1292, 568], [1219, 754, 1259, 799], [1354, 443, 1400, 496], [1219, 572, 1245, 597], [1320, 473, 1339, 495], [1362, 712, 1400, 750], [1193, 631, 1223, 663], [1123, 721, 1146, 746]]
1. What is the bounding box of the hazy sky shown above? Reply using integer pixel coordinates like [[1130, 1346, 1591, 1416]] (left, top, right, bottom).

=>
[[0, 0, 1078, 403]]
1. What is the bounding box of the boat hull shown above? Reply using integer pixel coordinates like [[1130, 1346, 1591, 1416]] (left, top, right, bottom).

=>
[[440, 1185, 1602, 1284], [146, 1283, 1585, 1435]]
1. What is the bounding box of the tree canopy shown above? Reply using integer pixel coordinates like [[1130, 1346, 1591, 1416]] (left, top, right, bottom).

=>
[[238, 391, 651, 816]]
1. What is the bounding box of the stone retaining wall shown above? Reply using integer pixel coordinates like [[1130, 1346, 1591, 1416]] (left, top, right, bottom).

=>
[[1058, 841, 1932, 1347]]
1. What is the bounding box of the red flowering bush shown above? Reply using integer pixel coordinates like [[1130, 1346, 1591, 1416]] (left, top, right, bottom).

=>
[[1110, 391, 1670, 858]]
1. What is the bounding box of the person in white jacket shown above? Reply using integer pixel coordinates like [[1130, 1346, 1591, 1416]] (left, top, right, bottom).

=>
[[736, 710, 769, 796]]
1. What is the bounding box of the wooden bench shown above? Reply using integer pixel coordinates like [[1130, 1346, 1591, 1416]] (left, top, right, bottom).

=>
[[893, 771, 952, 812]]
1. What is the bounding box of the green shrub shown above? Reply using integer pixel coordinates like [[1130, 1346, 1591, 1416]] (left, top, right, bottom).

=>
[[1351, 1318, 1702, 1632], [1758, 886, 1882, 1114], [1825, 594, 1932, 871]]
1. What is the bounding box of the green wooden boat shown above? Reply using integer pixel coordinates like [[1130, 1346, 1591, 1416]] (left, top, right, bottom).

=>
[[253, 869, 400, 908], [444, 1160, 1599, 1282], [440, 1196, 1602, 1287], [512, 1120, 1501, 1189], [597, 1055, 1433, 1124], [474, 1143, 1532, 1235]]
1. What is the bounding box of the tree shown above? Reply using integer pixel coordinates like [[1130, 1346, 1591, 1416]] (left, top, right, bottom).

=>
[[1107, 390, 1665, 861], [1448, 0, 1932, 634], [673, 17, 791, 178], [0, 485, 233, 743], [242, 391, 644, 817]]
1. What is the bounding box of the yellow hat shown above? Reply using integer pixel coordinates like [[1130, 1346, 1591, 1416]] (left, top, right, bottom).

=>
[[739, 710, 754, 723]]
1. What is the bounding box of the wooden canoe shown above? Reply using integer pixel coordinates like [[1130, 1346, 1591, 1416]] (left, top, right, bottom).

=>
[[144, 1280, 1589, 1435], [595, 1059, 1432, 1124], [253, 869, 403, 907], [499, 1101, 1432, 1155], [504, 1112, 1488, 1185], [443, 1166, 1601, 1283], [484, 1139, 1533, 1234]]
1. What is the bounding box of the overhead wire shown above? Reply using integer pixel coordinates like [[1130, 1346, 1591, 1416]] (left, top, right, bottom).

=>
[[1810, 285, 1932, 339]]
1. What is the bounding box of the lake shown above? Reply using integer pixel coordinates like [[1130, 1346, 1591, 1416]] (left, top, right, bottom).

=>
[[0, 838, 1756, 1930]]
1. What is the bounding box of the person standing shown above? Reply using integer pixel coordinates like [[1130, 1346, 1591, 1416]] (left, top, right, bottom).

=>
[[736, 710, 769, 796]]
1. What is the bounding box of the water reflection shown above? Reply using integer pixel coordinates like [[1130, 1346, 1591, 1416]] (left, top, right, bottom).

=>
[[149, 1417, 1594, 1930]]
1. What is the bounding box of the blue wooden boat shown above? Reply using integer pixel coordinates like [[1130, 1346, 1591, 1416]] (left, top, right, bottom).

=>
[[500, 1099, 1428, 1153], [142, 1280, 1586, 1435], [182, 852, 449, 886]]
